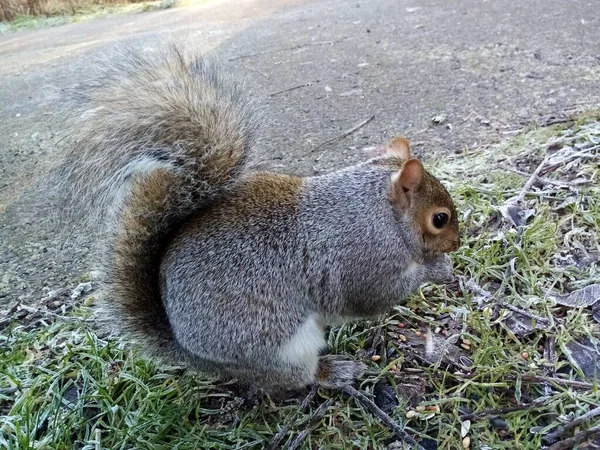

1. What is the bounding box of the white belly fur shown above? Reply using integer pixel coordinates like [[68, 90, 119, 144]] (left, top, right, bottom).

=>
[[278, 314, 326, 372]]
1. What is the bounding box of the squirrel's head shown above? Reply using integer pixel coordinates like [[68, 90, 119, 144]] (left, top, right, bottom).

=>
[[385, 137, 460, 258]]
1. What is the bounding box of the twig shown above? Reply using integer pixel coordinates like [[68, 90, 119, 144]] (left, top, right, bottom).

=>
[[452, 372, 595, 391], [341, 385, 426, 450], [545, 405, 600, 444], [540, 145, 600, 176], [229, 39, 347, 61], [460, 398, 547, 421], [500, 165, 585, 188], [462, 277, 555, 326], [248, 68, 270, 79], [518, 374, 595, 390], [516, 153, 552, 203], [286, 398, 334, 450], [269, 81, 318, 97], [266, 386, 318, 450], [16, 304, 94, 324], [499, 302, 552, 326], [547, 423, 600, 450], [312, 115, 375, 158]]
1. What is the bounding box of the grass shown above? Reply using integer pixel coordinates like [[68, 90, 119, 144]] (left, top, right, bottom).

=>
[[1, 110, 600, 449], [0, 0, 177, 34]]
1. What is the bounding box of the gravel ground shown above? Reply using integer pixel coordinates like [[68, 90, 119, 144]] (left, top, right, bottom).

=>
[[1, 0, 599, 305]]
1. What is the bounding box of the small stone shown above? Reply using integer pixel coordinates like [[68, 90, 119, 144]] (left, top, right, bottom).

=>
[[462, 338, 472, 346], [432, 114, 447, 125], [428, 405, 441, 413], [461, 343, 471, 351], [399, 334, 407, 342], [521, 351, 529, 360], [462, 436, 471, 449], [434, 327, 441, 334], [371, 354, 381, 361], [406, 410, 418, 419], [415, 330, 422, 337], [416, 405, 426, 412]]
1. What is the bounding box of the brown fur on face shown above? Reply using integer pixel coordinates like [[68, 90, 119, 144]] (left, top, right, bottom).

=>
[[409, 171, 460, 256], [386, 136, 460, 258]]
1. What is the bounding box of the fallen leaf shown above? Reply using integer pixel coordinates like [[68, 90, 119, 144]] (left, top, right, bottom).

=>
[[565, 338, 600, 379], [546, 284, 600, 308]]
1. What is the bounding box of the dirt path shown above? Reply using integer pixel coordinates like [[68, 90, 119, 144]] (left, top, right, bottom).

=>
[[1, 0, 599, 303]]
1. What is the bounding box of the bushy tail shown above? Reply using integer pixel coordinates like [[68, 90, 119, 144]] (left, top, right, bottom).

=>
[[50, 45, 258, 359]]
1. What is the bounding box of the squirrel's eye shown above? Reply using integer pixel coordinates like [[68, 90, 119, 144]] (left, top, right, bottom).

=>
[[432, 212, 449, 229]]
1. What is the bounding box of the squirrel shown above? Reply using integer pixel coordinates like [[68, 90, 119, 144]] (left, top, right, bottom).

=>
[[49, 45, 460, 393]]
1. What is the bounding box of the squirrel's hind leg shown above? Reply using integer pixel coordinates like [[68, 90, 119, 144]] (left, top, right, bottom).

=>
[[219, 314, 363, 393], [316, 355, 366, 389], [223, 354, 366, 396]]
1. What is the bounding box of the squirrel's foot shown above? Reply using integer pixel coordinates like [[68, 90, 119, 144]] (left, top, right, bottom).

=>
[[316, 355, 366, 389]]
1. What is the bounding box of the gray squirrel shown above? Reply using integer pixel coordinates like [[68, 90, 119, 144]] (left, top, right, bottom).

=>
[[50, 46, 460, 393]]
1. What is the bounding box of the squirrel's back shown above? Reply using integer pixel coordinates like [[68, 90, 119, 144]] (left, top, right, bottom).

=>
[[49, 46, 259, 360]]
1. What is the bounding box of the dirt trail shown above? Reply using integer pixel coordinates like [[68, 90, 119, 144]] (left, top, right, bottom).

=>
[[1, 0, 599, 303]]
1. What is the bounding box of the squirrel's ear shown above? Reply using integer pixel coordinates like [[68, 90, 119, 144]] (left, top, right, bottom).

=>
[[390, 159, 424, 207], [386, 136, 411, 160]]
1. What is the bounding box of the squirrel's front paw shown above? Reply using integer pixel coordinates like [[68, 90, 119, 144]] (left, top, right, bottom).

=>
[[316, 355, 366, 389], [426, 254, 454, 284]]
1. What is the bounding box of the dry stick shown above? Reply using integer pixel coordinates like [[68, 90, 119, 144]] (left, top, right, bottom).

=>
[[286, 398, 334, 450], [17, 304, 94, 324], [313, 115, 375, 159], [516, 153, 552, 203], [544, 405, 600, 444], [501, 166, 585, 188], [460, 398, 547, 421], [452, 372, 595, 391], [266, 386, 318, 450], [269, 81, 318, 97], [513, 374, 594, 391], [341, 385, 426, 450], [539, 146, 600, 177], [547, 423, 600, 450], [462, 277, 554, 326], [229, 39, 346, 61]]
